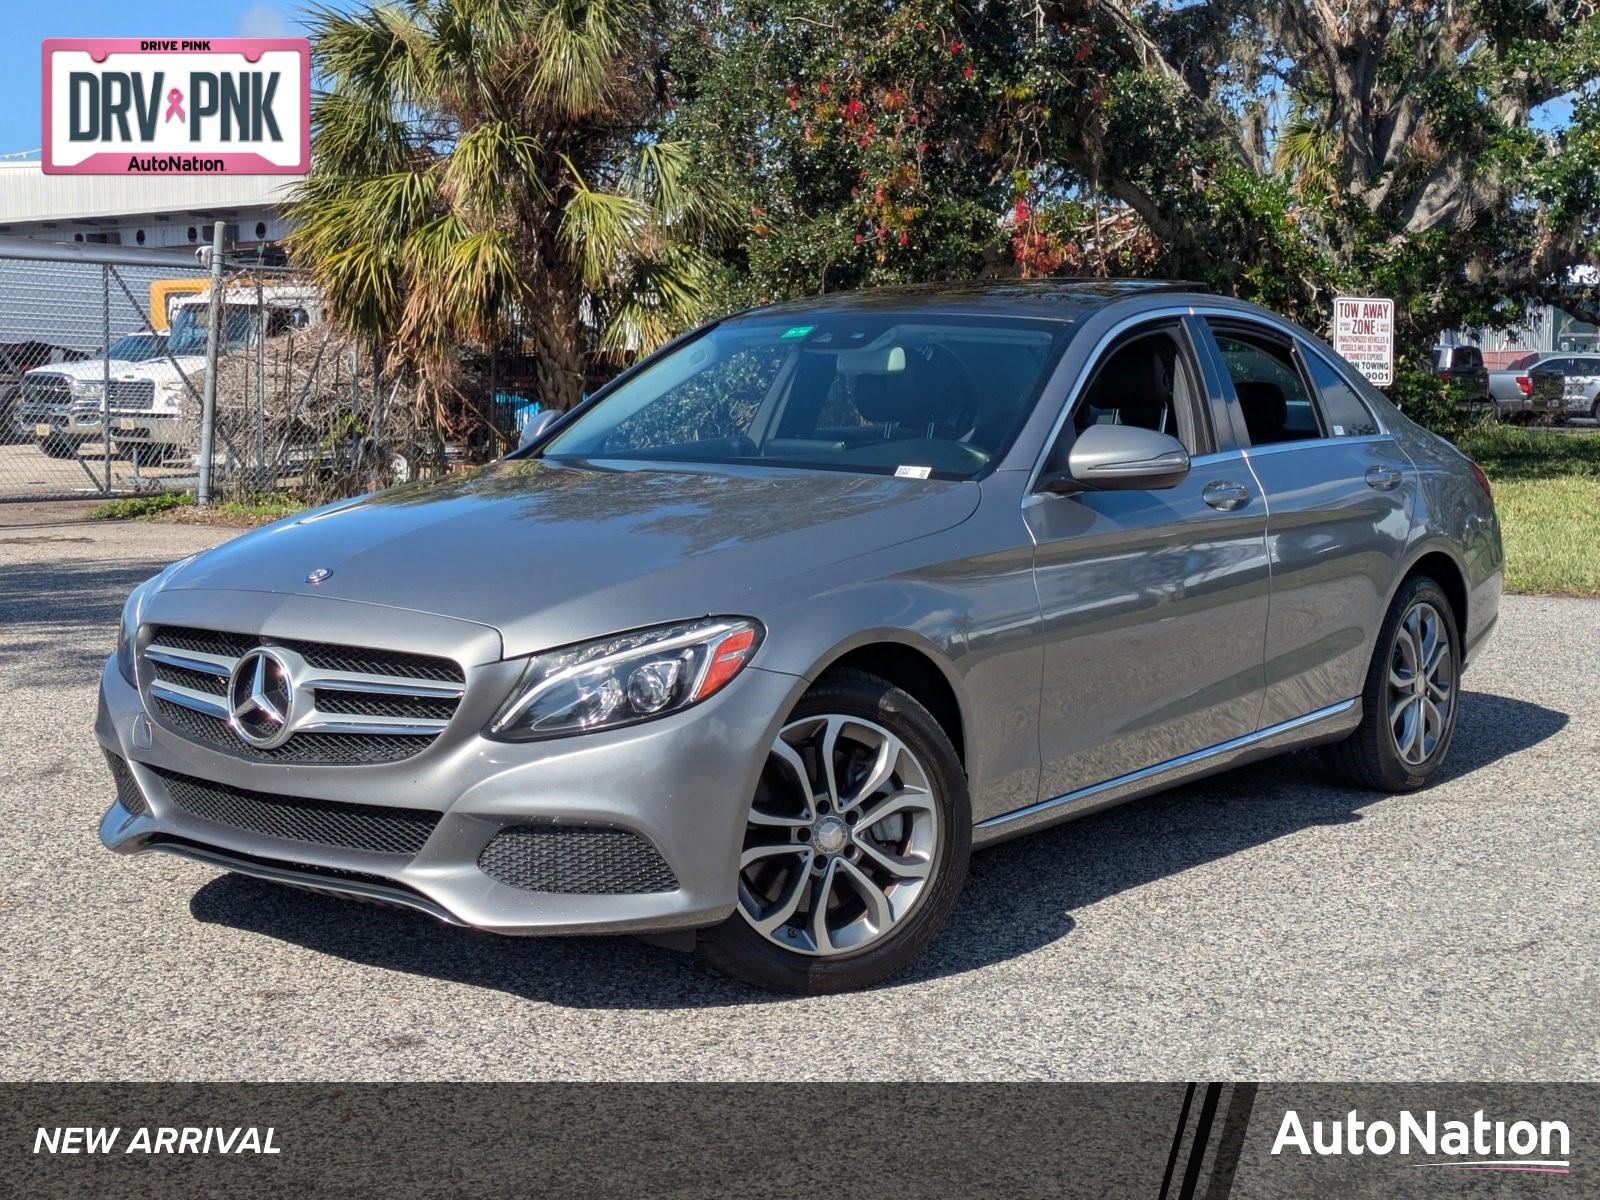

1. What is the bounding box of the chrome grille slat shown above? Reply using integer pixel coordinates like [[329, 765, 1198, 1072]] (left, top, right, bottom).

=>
[[145, 647, 232, 676], [150, 679, 231, 718], [142, 625, 466, 766]]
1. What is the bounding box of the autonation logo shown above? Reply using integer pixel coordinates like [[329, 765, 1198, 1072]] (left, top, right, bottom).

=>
[[1273, 1109, 1571, 1174]]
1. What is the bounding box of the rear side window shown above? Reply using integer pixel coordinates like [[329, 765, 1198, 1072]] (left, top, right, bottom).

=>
[[1300, 348, 1380, 437], [1454, 347, 1483, 369], [1209, 327, 1322, 445]]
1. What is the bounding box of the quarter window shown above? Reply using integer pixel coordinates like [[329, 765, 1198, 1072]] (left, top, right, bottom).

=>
[[1300, 348, 1380, 437]]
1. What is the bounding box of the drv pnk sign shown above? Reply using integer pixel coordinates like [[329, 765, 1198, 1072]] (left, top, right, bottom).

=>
[[42, 39, 309, 175], [1332, 296, 1396, 387]]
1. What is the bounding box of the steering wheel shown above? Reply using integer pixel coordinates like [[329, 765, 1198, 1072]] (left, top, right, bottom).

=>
[[920, 345, 983, 442]]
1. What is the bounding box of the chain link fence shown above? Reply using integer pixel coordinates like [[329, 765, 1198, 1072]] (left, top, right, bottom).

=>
[[0, 231, 511, 505]]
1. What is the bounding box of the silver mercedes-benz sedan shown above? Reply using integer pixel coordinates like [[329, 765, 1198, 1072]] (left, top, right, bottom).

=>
[[98, 281, 1503, 993]]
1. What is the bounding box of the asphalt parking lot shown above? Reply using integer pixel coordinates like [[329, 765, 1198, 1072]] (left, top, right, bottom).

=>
[[1, 502, 1595, 1082]]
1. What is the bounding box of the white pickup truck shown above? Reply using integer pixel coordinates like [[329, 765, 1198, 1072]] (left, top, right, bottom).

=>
[[26, 284, 321, 464]]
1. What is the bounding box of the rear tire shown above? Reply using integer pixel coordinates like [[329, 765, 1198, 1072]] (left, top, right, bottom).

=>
[[1322, 575, 1461, 792], [697, 669, 970, 993]]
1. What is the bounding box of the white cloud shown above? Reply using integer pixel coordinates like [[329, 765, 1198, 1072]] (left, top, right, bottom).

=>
[[238, 3, 292, 39]]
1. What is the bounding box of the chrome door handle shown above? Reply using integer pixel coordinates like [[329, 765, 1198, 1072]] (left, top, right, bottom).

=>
[[1202, 481, 1251, 511], [1365, 465, 1403, 492]]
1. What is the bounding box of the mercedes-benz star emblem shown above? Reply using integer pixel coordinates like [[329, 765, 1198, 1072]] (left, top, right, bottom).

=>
[[306, 567, 332, 585], [227, 648, 297, 749]]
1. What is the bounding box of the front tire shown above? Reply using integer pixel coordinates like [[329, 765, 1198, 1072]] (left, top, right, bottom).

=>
[[698, 669, 971, 993], [1322, 575, 1461, 792]]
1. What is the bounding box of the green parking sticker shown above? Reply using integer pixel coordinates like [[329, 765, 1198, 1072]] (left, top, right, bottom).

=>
[[781, 325, 814, 339]]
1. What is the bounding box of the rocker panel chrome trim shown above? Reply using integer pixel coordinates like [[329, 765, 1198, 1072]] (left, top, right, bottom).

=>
[[975, 699, 1359, 841]]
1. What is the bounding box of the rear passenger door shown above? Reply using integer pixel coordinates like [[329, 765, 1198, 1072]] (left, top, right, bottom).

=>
[[1198, 319, 1415, 728]]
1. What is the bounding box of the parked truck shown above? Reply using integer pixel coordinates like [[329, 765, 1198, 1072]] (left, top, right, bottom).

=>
[[31, 283, 321, 464]]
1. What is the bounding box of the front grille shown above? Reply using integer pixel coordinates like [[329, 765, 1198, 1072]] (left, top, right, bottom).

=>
[[108, 380, 156, 410], [153, 699, 437, 765], [152, 766, 441, 855], [104, 751, 146, 815], [149, 626, 256, 658], [143, 625, 465, 766], [478, 825, 679, 895], [22, 376, 71, 407]]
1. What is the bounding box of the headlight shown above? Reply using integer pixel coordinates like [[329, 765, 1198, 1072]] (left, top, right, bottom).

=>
[[487, 618, 763, 741], [70, 379, 104, 400], [116, 584, 146, 686], [115, 556, 196, 686]]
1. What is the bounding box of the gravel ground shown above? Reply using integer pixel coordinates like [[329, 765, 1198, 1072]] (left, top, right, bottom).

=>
[[1, 502, 1595, 1081]]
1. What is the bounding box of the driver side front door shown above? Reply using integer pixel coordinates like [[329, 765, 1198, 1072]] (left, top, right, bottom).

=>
[[1023, 317, 1270, 807]]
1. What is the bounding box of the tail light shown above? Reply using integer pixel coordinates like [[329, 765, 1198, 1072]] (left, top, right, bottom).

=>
[[1436, 369, 1451, 380], [1468, 460, 1493, 502], [1515, 375, 1531, 396]]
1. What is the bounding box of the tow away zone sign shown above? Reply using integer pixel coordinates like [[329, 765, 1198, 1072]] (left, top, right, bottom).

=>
[[1333, 296, 1395, 387]]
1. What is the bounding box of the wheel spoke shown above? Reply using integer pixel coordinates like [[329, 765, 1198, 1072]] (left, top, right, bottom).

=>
[[746, 808, 811, 830], [1422, 697, 1444, 743], [1388, 663, 1413, 691], [1388, 692, 1417, 727], [768, 738, 818, 821], [852, 835, 932, 880], [841, 730, 904, 811], [740, 842, 809, 870], [838, 858, 895, 934], [854, 786, 936, 830], [751, 851, 815, 935], [1423, 632, 1448, 678], [818, 716, 845, 807], [809, 858, 840, 953], [1393, 697, 1420, 760]]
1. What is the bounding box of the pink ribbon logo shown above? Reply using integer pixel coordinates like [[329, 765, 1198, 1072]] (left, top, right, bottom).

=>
[[164, 88, 185, 123]]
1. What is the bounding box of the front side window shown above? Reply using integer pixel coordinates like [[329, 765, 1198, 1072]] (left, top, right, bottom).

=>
[[1069, 323, 1207, 453], [541, 314, 1070, 480], [1210, 326, 1321, 445], [167, 306, 255, 355]]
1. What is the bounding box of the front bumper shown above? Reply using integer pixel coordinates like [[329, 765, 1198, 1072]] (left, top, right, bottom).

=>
[[98, 624, 805, 936]]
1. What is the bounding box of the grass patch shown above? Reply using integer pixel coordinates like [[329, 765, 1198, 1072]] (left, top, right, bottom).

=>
[[1456, 425, 1600, 596], [88, 490, 306, 528], [88, 491, 194, 520]]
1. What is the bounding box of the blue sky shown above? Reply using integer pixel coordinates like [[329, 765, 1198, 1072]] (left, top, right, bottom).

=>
[[0, 2, 1576, 157], [0, 1, 306, 156]]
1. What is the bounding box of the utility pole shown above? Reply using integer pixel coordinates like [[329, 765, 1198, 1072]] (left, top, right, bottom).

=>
[[195, 221, 226, 505]]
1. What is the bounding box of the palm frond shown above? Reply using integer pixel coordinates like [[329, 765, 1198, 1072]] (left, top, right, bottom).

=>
[[528, 0, 647, 117]]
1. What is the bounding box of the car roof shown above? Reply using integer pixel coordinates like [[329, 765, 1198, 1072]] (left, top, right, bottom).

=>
[[727, 278, 1212, 324]]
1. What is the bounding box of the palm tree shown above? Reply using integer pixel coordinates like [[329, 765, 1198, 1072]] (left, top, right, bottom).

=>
[[288, 0, 736, 416]]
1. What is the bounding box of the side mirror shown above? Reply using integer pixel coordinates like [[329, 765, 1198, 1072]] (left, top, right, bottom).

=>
[[517, 408, 561, 449], [1038, 423, 1190, 494]]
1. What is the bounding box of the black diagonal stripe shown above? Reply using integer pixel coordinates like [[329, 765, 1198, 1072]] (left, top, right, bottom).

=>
[[1203, 1083, 1259, 1200], [1158, 1082, 1198, 1200], [1178, 1083, 1225, 1200]]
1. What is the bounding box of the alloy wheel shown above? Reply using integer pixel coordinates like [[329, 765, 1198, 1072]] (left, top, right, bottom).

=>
[[1387, 600, 1454, 766], [737, 714, 940, 957]]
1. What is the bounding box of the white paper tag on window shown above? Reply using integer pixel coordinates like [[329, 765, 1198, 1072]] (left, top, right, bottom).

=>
[[1332, 424, 1345, 436], [894, 465, 932, 479]]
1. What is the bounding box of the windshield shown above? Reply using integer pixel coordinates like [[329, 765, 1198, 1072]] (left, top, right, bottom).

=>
[[541, 314, 1070, 479], [108, 333, 166, 362], [167, 305, 257, 356]]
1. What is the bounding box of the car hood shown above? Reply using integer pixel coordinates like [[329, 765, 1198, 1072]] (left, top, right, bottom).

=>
[[29, 358, 190, 381], [163, 458, 980, 658]]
